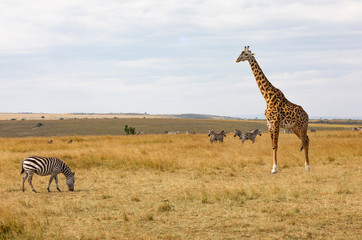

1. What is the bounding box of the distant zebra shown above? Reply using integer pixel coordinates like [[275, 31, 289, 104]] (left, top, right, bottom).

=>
[[186, 131, 196, 135], [283, 129, 293, 134], [309, 129, 316, 132], [234, 129, 261, 144], [234, 130, 242, 138], [168, 131, 180, 135], [208, 130, 226, 143], [21, 156, 75, 193]]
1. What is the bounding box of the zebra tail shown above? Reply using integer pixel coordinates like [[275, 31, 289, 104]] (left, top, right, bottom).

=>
[[20, 163, 24, 175]]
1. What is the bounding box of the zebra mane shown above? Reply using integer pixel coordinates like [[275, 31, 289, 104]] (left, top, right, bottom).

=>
[[58, 160, 74, 179]]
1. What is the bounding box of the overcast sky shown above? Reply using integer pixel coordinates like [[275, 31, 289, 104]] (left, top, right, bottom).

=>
[[1, 0, 361, 118]]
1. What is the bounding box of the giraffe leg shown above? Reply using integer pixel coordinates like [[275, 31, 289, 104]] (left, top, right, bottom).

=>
[[304, 136, 310, 172], [270, 126, 280, 174], [292, 128, 310, 172], [22, 172, 28, 192]]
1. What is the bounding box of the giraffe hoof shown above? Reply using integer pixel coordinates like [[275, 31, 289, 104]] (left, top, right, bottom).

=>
[[271, 165, 278, 174], [305, 166, 311, 172]]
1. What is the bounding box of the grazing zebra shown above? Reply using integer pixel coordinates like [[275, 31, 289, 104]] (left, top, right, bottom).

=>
[[283, 129, 293, 134], [21, 156, 75, 193], [309, 129, 316, 132], [234, 129, 261, 144], [186, 131, 196, 135], [208, 130, 226, 143]]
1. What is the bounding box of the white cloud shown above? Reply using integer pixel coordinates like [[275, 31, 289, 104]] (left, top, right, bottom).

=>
[[0, 0, 361, 117]]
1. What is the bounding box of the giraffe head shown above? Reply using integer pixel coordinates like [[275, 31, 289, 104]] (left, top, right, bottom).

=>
[[236, 46, 255, 63]]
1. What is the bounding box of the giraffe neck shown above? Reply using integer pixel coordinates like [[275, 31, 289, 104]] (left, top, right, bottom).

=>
[[248, 56, 282, 103]]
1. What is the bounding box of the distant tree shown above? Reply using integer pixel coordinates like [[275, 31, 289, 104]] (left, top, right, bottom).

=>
[[124, 125, 136, 135]]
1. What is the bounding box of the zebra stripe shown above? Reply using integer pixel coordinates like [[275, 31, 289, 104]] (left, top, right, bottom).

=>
[[21, 156, 75, 193]]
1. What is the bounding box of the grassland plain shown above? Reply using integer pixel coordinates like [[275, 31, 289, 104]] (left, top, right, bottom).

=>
[[0, 129, 361, 239], [0, 118, 359, 138]]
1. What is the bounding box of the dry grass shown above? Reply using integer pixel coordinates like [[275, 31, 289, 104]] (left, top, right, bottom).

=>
[[0, 131, 361, 239]]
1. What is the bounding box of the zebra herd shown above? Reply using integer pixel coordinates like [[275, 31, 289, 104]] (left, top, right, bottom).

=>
[[208, 129, 262, 144]]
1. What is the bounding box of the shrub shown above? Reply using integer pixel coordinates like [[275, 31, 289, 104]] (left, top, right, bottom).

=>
[[124, 125, 136, 135]]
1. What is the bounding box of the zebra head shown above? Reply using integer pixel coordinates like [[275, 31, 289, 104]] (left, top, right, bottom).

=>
[[234, 130, 242, 137], [208, 130, 215, 136], [220, 130, 227, 137], [256, 129, 262, 136], [66, 172, 75, 191], [236, 46, 255, 63]]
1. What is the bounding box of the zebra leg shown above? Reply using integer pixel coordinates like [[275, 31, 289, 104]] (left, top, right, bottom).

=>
[[47, 175, 55, 192], [27, 172, 37, 193], [54, 175, 61, 192], [22, 172, 28, 192]]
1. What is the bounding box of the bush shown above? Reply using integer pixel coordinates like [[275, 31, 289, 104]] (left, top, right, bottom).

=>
[[124, 125, 136, 135]]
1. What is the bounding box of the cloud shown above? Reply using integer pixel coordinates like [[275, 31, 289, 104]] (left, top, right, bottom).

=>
[[0, 0, 361, 117]]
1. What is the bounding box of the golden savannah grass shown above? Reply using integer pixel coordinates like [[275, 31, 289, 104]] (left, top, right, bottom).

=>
[[0, 130, 361, 239]]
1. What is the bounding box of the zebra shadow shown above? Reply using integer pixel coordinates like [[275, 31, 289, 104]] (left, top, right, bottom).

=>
[[15, 188, 91, 193]]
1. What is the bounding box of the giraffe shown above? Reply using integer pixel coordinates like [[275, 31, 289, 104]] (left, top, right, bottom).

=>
[[236, 46, 310, 174]]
